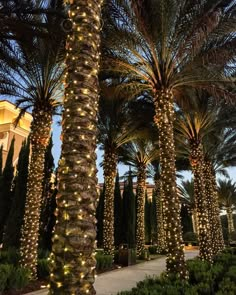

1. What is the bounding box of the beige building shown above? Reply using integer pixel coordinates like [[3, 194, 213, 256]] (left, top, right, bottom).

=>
[[0, 100, 32, 167]]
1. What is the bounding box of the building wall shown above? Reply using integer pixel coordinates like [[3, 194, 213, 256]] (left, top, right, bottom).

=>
[[0, 100, 32, 167]]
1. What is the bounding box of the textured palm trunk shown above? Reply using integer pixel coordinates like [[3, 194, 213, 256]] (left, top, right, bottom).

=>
[[190, 144, 212, 262], [203, 161, 224, 255], [20, 109, 52, 279], [136, 163, 146, 256], [155, 179, 166, 253], [49, 1, 102, 294], [103, 150, 117, 255], [226, 207, 235, 238], [154, 89, 187, 279], [191, 209, 198, 235]]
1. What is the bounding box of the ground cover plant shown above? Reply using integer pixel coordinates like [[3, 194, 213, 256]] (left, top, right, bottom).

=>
[[117, 248, 236, 295]]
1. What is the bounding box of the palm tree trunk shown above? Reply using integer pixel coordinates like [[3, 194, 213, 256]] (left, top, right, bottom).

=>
[[190, 144, 212, 262], [155, 179, 166, 253], [226, 207, 235, 238], [20, 109, 52, 279], [136, 163, 146, 256], [103, 150, 117, 255], [49, 1, 103, 294], [154, 89, 187, 279], [191, 209, 199, 235], [203, 161, 224, 255]]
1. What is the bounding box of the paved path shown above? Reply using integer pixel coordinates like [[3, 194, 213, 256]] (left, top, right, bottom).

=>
[[26, 250, 198, 295]]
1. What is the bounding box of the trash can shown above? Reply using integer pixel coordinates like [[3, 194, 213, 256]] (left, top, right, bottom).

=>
[[118, 244, 136, 266]]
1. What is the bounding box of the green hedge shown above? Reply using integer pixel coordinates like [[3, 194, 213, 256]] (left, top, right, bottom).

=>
[[117, 251, 236, 295], [0, 264, 30, 292], [95, 253, 113, 271]]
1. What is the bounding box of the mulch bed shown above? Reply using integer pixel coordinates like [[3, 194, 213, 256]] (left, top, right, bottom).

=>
[[3, 280, 47, 295]]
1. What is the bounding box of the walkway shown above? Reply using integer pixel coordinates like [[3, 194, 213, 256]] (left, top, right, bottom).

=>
[[26, 250, 198, 295]]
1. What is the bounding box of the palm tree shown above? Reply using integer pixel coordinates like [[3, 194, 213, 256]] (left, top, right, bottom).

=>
[[101, 0, 236, 277], [151, 162, 166, 253], [0, 1, 66, 278], [179, 179, 198, 235], [176, 95, 218, 261], [120, 139, 159, 256], [98, 83, 142, 255], [49, 0, 103, 293], [218, 179, 236, 239]]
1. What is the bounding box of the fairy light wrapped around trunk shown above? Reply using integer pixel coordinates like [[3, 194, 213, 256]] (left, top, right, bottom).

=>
[[190, 143, 213, 262], [103, 150, 118, 255], [154, 89, 188, 279], [136, 163, 146, 257], [203, 160, 224, 255], [20, 108, 52, 279], [49, 0, 103, 294]]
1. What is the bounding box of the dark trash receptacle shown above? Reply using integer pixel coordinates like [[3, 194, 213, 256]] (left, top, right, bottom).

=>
[[118, 244, 136, 266]]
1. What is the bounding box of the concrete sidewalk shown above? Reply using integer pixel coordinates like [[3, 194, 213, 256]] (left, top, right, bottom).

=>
[[26, 250, 198, 295]]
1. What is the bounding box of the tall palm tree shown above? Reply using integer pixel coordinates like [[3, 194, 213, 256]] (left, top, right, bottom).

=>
[[179, 179, 198, 235], [151, 162, 166, 253], [98, 84, 141, 255], [176, 95, 218, 261], [101, 0, 236, 278], [218, 179, 236, 238], [49, 0, 103, 293], [120, 139, 159, 256], [0, 1, 66, 278]]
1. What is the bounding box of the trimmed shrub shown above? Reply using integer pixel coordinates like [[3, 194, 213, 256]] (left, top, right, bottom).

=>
[[0, 264, 13, 291], [183, 232, 198, 242], [37, 258, 50, 279], [8, 267, 31, 289], [96, 253, 113, 271], [0, 264, 30, 291], [148, 246, 157, 254], [0, 248, 20, 265]]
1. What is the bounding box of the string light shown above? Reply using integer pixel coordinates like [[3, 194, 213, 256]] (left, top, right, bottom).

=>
[[203, 160, 224, 254], [103, 151, 118, 255], [49, 0, 103, 294], [136, 163, 147, 257], [153, 89, 188, 279], [20, 109, 52, 279], [190, 143, 213, 262]]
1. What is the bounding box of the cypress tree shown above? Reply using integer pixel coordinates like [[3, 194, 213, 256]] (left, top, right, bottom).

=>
[[0, 145, 3, 176], [0, 137, 15, 242], [3, 139, 30, 249], [96, 184, 105, 248], [145, 192, 152, 244], [114, 172, 122, 247], [122, 171, 136, 248]]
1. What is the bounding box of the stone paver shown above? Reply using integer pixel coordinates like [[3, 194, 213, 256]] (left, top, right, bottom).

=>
[[25, 250, 198, 295]]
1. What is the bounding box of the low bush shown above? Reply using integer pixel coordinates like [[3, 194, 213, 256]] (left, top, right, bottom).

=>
[[117, 251, 236, 295], [0, 248, 20, 265], [96, 253, 113, 271], [37, 258, 50, 279], [148, 246, 157, 254], [183, 232, 198, 242], [139, 249, 150, 260], [0, 264, 30, 292]]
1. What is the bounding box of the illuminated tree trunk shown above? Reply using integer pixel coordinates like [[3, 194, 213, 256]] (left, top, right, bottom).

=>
[[155, 179, 166, 253], [20, 109, 52, 279], [190, 144, 212, 262], [49, 1, 102, 294], [191, 209, 198, 235], [103, 150, 117, 255], [154, 89, 187, 279], [136, 163, 146, 256], [226, 207, 235, 238], [203, 161, 224, 255]]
